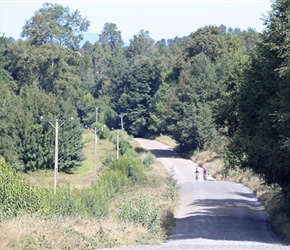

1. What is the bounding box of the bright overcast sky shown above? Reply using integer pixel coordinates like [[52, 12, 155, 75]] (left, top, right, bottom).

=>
[[0, 1, 272, 44]]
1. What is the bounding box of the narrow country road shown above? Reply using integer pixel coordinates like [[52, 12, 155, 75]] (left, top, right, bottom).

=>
[[131, 138, 289, 249]]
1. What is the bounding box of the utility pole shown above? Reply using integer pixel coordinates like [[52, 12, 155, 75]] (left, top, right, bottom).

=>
[[87, 125, 105, 183], [116, 129, 120, 159], [92, 106, 101, 124], [117, 113, 127, 136], [40, 116, 74, 194]]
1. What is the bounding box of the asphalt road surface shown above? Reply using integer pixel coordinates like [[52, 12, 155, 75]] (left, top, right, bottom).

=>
[[105, 138, 289, 250]]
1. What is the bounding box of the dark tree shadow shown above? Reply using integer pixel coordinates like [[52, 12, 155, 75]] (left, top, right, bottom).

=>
[[168, 193, 287, 245]]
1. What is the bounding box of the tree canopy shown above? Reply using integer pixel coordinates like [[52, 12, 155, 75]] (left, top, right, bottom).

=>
[[215, 0, 290, 198], [21, 3, 90, 49]]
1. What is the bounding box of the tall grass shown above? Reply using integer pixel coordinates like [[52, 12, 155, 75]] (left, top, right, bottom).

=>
[[119, 193, 161, 233]]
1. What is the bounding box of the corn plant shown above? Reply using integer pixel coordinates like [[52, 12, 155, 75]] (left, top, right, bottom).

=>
[[0, 157, 40, 221]]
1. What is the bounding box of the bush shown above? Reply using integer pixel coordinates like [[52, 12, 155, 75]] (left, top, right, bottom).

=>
[[0, 157, 41, 221], [109, 155, 146, 182], [270, 200, 290, 243], [102, 156, 114, 167], [119, 194, 161, 233], [163, 169, 177, 200], [39, 185, 87, 217], [119, 138, 131, 155], [142, 152, 155, 169], [80, 170, 129, 218], [98, 126, 111, 140]]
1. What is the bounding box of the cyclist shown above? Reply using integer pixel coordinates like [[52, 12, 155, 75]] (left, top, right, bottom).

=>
[[195, 167, 199, 181], [203, 167, 208, 181]]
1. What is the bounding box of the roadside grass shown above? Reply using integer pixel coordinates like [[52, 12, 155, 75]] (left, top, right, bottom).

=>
[[0, 215, 158, 249], [152, 135, 178, 148], [1, 132, 177, 249]]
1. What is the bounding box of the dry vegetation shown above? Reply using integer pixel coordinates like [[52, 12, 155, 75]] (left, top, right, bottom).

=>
[[152, 135, 178, 148], [0, 215, 158, 249]]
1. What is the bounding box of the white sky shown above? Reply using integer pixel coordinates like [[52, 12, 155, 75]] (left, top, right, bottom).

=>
[[0, 0, 272, 44]]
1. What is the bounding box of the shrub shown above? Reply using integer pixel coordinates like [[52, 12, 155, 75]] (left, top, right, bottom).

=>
[[119, 194, 161, 233], [119, 138, 131, 155], [109, 155, 146, 182], [39, 185, 86, 217], [0, 157, 40, 221], [270, 200, 290, 243], [102, 156, 114, 167], [142, 152, 155, 169], [81, 170, 129, 218], [98, 126, 111, 140], [163, 169, 177, 200]]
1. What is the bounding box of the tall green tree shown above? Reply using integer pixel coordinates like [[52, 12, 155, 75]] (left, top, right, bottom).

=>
[[5, 41, 84, 103], [21, 3, 90, 49], [99, 23, 124, 53], [214, 34, 249, 137], [116, 57, 162, 136], [0, 34, 10, 84], [0, 85, 85, 172], [126, 30, 155, 58], [223, 0, 290, 197], [184, 26, 226, 62], [169, 53, 218, 149]]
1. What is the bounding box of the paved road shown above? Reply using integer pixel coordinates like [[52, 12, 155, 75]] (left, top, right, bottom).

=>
[[104, 138, 289, 249]]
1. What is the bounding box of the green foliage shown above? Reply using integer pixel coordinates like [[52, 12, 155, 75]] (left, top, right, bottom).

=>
[[0, 148, 146, 220], [0, 158, 40, 221], [163, 169, 177, 200], [119, 138, 131, 155], [114, 57, 162, 136], [0, 35, 10, 84], [142, 152, 155, 169], [3, 0, 282, 202], [220, 0, 290, 198], [1, 6, 261, 177], [156, 53, 219, 150], [98, 125, 111, 139], [149, 82, 174, 134], [270, 199, 290, 243], [109, 154, 146, 182], [214, 0, 290, 201], [39, 185, 86, 217], [21, 3, 90, 49], [0, 85, 85, 173], [126, 30, 155, 58], [99, 23, 124, 53], [5, 41, 85, 101], [102, 156, 114, 167], [184, 25, 226, 62], [119, 194, 161, 233]]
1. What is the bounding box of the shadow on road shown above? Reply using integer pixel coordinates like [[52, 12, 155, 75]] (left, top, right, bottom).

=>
[[149, 149, 180, 158], [169, 193, 284, 245], [135, 146, 180, 159]]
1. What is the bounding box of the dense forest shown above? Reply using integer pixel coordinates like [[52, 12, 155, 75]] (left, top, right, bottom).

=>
[[1, 0, 290, 201]]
